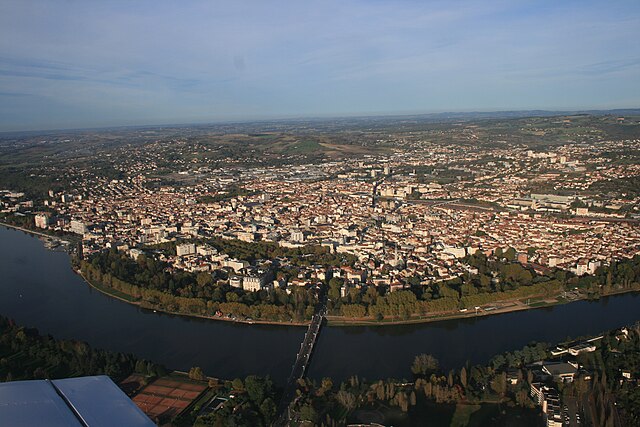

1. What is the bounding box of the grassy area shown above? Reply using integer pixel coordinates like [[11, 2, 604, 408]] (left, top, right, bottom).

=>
[[289, 139, 323, 153], [345, 399, 537, 427], [450, 404, 481, 426], [393, 400, 455, 426], [82, 276, 139, 303], [527, 301, 552, 308], [466, 404, 541, 427]]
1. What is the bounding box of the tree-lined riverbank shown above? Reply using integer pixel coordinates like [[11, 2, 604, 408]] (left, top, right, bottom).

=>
[[78, 242, 640, 327]]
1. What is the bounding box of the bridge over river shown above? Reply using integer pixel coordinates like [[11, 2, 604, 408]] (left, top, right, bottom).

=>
[[275, 293, 327, 425]]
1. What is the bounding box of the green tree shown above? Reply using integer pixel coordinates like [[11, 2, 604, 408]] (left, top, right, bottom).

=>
[[188, 366, 205, 381], [259, 397, 276, 421], [299, 404, 317, 423], [196, 272, 213, 287], [411, 354, 439, 376], [504, 247, 517, 262], [491, 372, 507, 397], [232, 378, 244, 391], [245, 375, 273, 404], [318, 377, 333, 396], [336, 390, 356, 410], [460, 366, 468, 388]]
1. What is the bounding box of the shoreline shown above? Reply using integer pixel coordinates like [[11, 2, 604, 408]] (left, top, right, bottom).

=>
[[78, 264, 640, 328], [3, 224, 639, 329], [0, 221, 71, 243], [325, 291, 629, 327], [75, 269, 309, 328]]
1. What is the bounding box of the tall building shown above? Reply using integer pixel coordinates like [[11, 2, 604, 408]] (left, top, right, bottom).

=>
[[290, 230, 306, 242], [34, 213, 50, 229]]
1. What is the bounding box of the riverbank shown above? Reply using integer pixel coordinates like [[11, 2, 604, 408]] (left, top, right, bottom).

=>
[[0, 224, 303, 328], [0, 221, 71, 244], [6, 223, 639, 329], [327, 298, 552, 326], [75, 269, 309, 328], [76, 264, 549, 328], [327, 287, 640, 326], [79, 260, 640, 329]]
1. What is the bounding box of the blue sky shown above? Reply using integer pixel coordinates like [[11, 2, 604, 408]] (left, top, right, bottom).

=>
[[1, 0, 639, 131]]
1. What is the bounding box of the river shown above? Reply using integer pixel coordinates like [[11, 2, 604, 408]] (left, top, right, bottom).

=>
[[1, 225, 639, 384]]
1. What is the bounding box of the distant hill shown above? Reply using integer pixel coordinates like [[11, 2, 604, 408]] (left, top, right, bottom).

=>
[[1, 108, 639, 137]]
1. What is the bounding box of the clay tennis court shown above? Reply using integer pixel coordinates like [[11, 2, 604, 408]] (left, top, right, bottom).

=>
[[131, 377, 207, 420]]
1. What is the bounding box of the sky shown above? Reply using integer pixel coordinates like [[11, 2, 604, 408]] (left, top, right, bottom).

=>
[[0, 0, 639, 131]]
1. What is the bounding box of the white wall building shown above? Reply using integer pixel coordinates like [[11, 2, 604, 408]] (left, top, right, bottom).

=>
[[176, 243, 196, 257], [34, 213, 49, 229], [69, 220, 87, 235]]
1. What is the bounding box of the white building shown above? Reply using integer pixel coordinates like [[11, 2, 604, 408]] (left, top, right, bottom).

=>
[[587, 260, 601, 275], [575, 262, 587, 276], [197, 245, 216, 256], [237, 231, 256, 242], [223, 259, 250, 272], [443, 246, 467, 259], [241, 269, 272, 292], [530, 383, 563, 427], [176, 243, 196, 257], [290, 230, 306, 243], [242, 276, 263, 292], [34, 213, 49, 229], [229, 276, 243, 288], [69, 220, 87, 235], [129, 248, 144, 260]]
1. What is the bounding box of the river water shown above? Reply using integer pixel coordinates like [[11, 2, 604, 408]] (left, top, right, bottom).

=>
[[1, 225, 639, 384]]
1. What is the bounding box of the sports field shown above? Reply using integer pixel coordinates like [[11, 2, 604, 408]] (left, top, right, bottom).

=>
[[132, 377, 207, 420]]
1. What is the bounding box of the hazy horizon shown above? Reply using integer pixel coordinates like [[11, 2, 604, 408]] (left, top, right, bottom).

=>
[[2, 106, 640, 136], [1, 0, 639, 131]]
